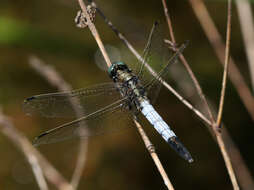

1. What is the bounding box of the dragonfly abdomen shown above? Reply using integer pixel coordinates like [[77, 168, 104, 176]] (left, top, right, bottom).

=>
[[140, 100, 176, 140], [140, 100, 193, 163]]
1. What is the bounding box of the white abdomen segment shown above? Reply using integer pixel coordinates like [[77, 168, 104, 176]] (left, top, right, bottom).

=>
[[140, 100, 176, 141], [140, 100, 194, 163]]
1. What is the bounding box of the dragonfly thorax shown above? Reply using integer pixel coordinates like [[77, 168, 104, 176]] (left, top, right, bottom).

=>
[[108, 61, 132, 82], [108, 62, 148, 110]]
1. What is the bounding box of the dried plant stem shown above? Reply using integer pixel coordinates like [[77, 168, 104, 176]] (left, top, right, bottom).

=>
[[134, 120, 174, 190], [170, 63, 254, 190], [0, 111, 73, 190], [221, 127, 254, 190], [162, 0, 215, 124], [90, 1, 211, 127], [162, 0, 176, 44], [28, 155, 48, 190], [236, 0, 254, 91], [189, 0, 254, 121], [216, 134, 239, 190], [78, 0, 111, 67], [163, 0, 239, 189], [216, 0, 232, 127], [77, 1, 174, 189], [28, 56, 88, 189], [71, 140, 88, 189]]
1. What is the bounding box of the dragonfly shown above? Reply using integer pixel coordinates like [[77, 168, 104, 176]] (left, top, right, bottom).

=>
[[23, 22, 193, 163]]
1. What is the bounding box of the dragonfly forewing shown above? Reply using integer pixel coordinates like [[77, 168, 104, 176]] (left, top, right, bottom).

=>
[[23, 82, 121, 118]]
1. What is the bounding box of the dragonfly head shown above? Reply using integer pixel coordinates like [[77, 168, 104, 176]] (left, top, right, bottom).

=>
[[108, 61, 131, 81]]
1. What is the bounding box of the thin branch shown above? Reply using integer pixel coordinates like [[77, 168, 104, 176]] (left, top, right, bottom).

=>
[[216, 0, 232, 128], [88, 0, 212, 128], [76, 1, 175, 189], [162, 0, 238, 188], [221, 127, 254, 190], [170, 62, 254, 190], [71, 140, 88, 189], [189, 0, 254, 121], [78, 0, 111, 67], [162, 0, 216, 126], [134, 120, 174, 190], [162, 0, 176, 44], [216, 134, 239, 190], [28, 56, 88, 189], [28, 56, 73, 92], [0, 110, 74, 190], [236, 0, 254, 91], [184, 0, 240, 189], [28, 154, 49, 190]]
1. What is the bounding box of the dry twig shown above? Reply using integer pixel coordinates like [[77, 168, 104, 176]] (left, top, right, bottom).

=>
[[28, 56, 88, 189], [221, 127, 254, 190], [163, 0, 239, 189], [134, 120, 175, 190], [0, 109, 74, 190], [236, 0, 254, 90], [28, 154, 48, 190], [78, 0, 111, 67], [216, 0, 232, 128], [0, 111, 48, 190], [189, 0, 254, 121], [162, 0, 215, 124], [169, 60, 254, 190]]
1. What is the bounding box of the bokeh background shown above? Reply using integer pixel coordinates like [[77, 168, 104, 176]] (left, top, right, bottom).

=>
[[0, 0, 253, 189]]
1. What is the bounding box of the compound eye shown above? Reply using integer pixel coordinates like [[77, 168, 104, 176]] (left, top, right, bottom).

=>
[[108, 63, 118, 78], [109, 69, 116, 79]]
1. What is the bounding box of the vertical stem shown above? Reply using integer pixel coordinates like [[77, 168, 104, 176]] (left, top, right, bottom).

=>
[[28, 155, 49, 190], [216, 134, 239, 190], [162, 0, 215, 124], [215, 1, 239, 189], [163, 0, 239, 189], [236, 0, 254, 91], [0, 112, 74, 190], [216, 0, 232, 127], [162, 0, 176, 43], [189, 0, 254, 121], [28, 56, 88, 189], [77, 0, 112, 67], [134, 120, 175, 190]]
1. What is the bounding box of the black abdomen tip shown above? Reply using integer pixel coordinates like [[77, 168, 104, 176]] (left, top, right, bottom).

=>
[[168, 136, 193, 163], [25, 96, 35, 101]]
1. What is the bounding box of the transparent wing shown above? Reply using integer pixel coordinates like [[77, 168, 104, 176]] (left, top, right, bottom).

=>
[[145, 41, 188, 103], [134, 21, 189, 104], [33, 98, 135, 146], [136, 22, 172, 85], [136, 21, 160, 79], [123, 22, 180, 104], [130, 22, 175, 104], [23, 82, 121, 118]]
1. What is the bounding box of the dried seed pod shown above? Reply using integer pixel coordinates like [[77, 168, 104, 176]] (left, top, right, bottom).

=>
[[75, 5, 96, 28]]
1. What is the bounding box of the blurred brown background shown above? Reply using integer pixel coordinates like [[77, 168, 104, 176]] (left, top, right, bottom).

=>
[[0, 0, 253, 189]]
